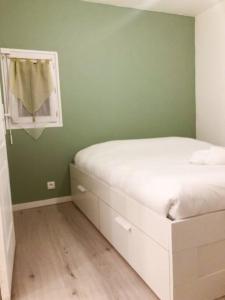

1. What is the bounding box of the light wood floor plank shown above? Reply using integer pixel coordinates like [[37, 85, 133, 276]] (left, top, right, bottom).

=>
[[12, 203, 159, 300]]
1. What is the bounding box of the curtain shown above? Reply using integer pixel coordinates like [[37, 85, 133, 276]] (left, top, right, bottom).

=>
[[9, 58, 54, 139]]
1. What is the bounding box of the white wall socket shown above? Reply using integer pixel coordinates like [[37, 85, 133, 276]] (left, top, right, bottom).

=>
[[47, 181, 56, 190]]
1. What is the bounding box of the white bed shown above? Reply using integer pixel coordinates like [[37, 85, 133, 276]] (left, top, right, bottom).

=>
[[70, 137, 225, 300], [74, 137, 225, 220]]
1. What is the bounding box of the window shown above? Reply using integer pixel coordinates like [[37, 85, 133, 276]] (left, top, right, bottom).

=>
[[0, 48, 63, 130]]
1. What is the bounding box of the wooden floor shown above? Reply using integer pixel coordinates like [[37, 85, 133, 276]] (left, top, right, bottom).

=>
[[12, 203, 159, 300]]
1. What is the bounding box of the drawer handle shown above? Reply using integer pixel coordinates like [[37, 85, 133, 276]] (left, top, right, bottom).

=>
[[115, 216, 132, 232], [77, 185, 87, 193]]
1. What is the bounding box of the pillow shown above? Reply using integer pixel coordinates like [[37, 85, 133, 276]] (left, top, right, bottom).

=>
[[190, 146, 225, 165]]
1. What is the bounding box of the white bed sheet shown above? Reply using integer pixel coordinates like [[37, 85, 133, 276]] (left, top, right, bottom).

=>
[[74, 137, 225, 220]]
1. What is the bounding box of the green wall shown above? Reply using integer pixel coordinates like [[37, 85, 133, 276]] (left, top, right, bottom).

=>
[[0, 0, 195, 204]]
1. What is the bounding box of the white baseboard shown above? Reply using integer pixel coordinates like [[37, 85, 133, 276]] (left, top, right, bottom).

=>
[[13, 196, 72, 212]]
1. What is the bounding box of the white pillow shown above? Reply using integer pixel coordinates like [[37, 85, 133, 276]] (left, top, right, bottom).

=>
[[190, 146, 225, 165]]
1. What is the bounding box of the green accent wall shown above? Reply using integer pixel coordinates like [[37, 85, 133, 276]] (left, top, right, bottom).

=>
[[0, 0, 195, 204]]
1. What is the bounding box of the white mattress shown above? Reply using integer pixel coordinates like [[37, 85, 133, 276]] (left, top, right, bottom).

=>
[[74, 137, 225, 220]]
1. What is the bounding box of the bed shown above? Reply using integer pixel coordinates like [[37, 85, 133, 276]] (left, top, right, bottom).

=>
[[70, 137, 225, 300]]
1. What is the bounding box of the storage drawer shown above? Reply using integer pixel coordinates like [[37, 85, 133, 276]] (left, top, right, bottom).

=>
[[100, 198, 133, 261], [99, 200, 170, 300], [71, 178, 100, 229], [70, 165, 171, 250]]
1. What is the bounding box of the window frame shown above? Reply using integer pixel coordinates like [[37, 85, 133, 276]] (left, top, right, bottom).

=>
[[0, 48, 63, 129]]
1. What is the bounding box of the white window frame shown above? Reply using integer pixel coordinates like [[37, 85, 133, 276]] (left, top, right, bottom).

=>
[[0, 48, 63, 129]]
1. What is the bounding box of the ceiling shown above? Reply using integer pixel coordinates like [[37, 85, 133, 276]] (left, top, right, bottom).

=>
[[82, 0, 221, 16]]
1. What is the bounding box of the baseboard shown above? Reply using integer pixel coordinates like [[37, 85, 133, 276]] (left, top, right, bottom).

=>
[[13, 196, 72, 211]]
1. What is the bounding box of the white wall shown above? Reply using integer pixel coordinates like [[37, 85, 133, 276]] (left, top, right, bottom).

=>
[[196, 0, 225, 146]]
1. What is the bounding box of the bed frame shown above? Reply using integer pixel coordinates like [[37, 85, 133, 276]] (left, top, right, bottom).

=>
[[70, 164, 225, 300]]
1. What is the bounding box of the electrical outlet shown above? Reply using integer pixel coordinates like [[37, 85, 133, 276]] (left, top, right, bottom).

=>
[[47, 181, 56, 190]]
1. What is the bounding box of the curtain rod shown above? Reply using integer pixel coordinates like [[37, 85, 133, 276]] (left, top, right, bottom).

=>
[[8, 57, 52, 62], [0, 54, 52, 62]]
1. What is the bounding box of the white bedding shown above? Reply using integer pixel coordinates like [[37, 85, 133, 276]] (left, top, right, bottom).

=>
[[74, 137, 225, 220]]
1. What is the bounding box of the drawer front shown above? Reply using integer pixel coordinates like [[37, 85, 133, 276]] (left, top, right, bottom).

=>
[[71, 178, 99, 229], [99, 201, 170, 300], [70, 165, 110, 201], [100, 199, 133, 262]]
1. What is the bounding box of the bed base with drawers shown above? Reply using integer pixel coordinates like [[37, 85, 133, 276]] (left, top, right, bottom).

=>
[[70, 164, 225, 300]]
